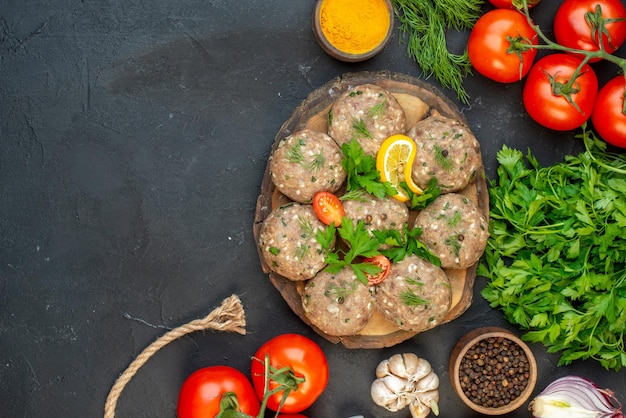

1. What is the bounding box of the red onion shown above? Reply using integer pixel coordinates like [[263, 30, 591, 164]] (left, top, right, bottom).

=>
[[530, 376, 624, 418]]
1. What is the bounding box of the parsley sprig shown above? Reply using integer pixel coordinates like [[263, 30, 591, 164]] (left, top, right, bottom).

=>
[[316, 218, 441, 285], [479, 126, 626, 371], [341, 139, 397, 198], [316, 218, 383, 285], [372, 225, 441, 267]]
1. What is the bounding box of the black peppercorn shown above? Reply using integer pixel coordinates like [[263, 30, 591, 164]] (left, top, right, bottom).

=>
[[458, 337, 530, 408]]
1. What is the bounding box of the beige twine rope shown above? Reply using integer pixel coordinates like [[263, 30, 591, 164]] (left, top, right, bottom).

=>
[[103, 294, 247, 418]]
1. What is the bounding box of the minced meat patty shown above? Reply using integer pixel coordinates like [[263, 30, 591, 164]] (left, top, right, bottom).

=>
[[413, 193, 489, 269], [328, 84, 406, 156], [258, 203, 332, 281], [407, 111, 482, 193], [375, 254, 451, 333], [302, 266, 375, 336], [269, 129, 346, 203], [342, 195, 409, 235]]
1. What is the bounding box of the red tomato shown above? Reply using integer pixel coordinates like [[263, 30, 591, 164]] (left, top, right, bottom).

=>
[[177, 366, 261, 418], [312, 191, 345, 226], [363, 255, 391, 285], [554, 0, 626, 62], [251, 334, 328, 413], [591, 75, 626, 148], [522, 54, 598, 131], [487, 0, 540, 9], [468, 9, 538, 83]]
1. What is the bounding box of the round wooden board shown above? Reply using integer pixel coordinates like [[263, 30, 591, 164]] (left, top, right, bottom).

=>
[[253, 71, 489, 349]]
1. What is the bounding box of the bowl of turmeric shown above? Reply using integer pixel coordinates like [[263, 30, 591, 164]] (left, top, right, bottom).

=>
[[313, 0, 394, 62]]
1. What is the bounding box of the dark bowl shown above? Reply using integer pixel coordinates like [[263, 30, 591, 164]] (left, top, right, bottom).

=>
[[312, 0, 394, 63], [449, 327, 538, 415]]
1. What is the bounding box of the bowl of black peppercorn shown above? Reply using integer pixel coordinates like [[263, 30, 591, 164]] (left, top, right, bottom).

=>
[[449, 327, 538, 415]]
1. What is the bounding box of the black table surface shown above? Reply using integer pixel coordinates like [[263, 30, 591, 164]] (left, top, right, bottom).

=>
[[2, 1, 625, 417]]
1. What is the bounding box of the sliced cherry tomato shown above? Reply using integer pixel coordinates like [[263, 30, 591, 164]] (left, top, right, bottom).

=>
[[591, 75, 626, 148], [522, 54, 598, 131], [468, 9, 538, 83], [251, 334, 328, 413], [363, 255, 391, 285], [177, 366, 260, 418], [312, 191, 345, 226], [487, 0, 540, 9], [554, 0, 626, 62]]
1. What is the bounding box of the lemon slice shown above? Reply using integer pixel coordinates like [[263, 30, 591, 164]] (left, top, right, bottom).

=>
[[376, 134, 422, 202]]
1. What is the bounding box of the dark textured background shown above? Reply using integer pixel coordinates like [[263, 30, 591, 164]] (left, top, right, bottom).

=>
[[2, 1, 625, 417]]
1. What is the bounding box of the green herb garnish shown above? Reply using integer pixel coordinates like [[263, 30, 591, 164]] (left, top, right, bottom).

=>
[[318, 218, 382, 285], [402, 177, 441, 210], [392, 0, 483, 104], [352, 118, 373, 140], [286, 139, 306, 165], [372, 225, 441, 266], [401, 288, 430, 307], [285, 138, 325, 172], [367, 100, 387, 119], [434, 144, 453, 172], [325, 280, 358, 302], [341, 140, 397, 199], [479, 126, 626, 371]]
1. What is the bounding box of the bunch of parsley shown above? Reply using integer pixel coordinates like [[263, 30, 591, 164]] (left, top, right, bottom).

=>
[[479, 126, 626, 371]]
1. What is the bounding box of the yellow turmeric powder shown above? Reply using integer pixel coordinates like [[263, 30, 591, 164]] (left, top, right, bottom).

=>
[[319, 0, 391, 55]]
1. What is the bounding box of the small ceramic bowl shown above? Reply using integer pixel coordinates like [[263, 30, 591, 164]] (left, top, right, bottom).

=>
[[312, 0, 394, 62], [449, 327, 538, 415]]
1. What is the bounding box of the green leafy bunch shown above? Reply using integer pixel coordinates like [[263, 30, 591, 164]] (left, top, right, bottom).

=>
[[391, 0, 484, 104], [316, 218, 440, 285], [479, 126, 626, 371]]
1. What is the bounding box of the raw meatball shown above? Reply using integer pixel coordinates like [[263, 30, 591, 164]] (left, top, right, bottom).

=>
[[258, 204, 331, 281], [342, 195, 409, 235], [270, 129, 346, 203], [413, 193, 489, 269], [328, 84, 406, 156], [375, 254, 451, 333], [302, 266, 375, 336], [407, 111, 482, 193]]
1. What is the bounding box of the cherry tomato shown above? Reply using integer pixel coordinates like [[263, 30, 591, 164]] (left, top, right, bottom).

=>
[[363, 255, 391, 285], [177, 366, 261, 418], [554, 0, 626, 62], [312, 191, 345, 226], [251, 334, 328, 413], [468, 9, 538, 83], [487, 0, 540, 9], [591, 75, 626, 148], [522, 54, 598, 131]]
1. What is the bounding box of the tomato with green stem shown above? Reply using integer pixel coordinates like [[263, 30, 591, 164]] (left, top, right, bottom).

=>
[[591, 75, 626, 148], [468, 9, 538, 83], [177, 366, 261, 418], [312, 191, 345, 226], [251, 334, 328, 413], [554, 0, 626, 62], [522, 53, 598, 131]]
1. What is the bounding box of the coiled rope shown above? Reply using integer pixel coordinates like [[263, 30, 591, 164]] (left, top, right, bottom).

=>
[[103, 294, 246, 418]]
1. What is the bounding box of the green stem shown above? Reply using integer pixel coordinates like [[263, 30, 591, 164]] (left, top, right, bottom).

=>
[[520, 0, 626, 73], [517, 0, 626, 115]]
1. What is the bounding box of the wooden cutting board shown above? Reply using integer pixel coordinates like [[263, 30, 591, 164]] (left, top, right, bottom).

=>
[[253, 71, 489, 349]]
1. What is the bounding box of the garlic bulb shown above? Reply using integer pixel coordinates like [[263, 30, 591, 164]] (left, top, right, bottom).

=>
[[371, 353, 440, 418]]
